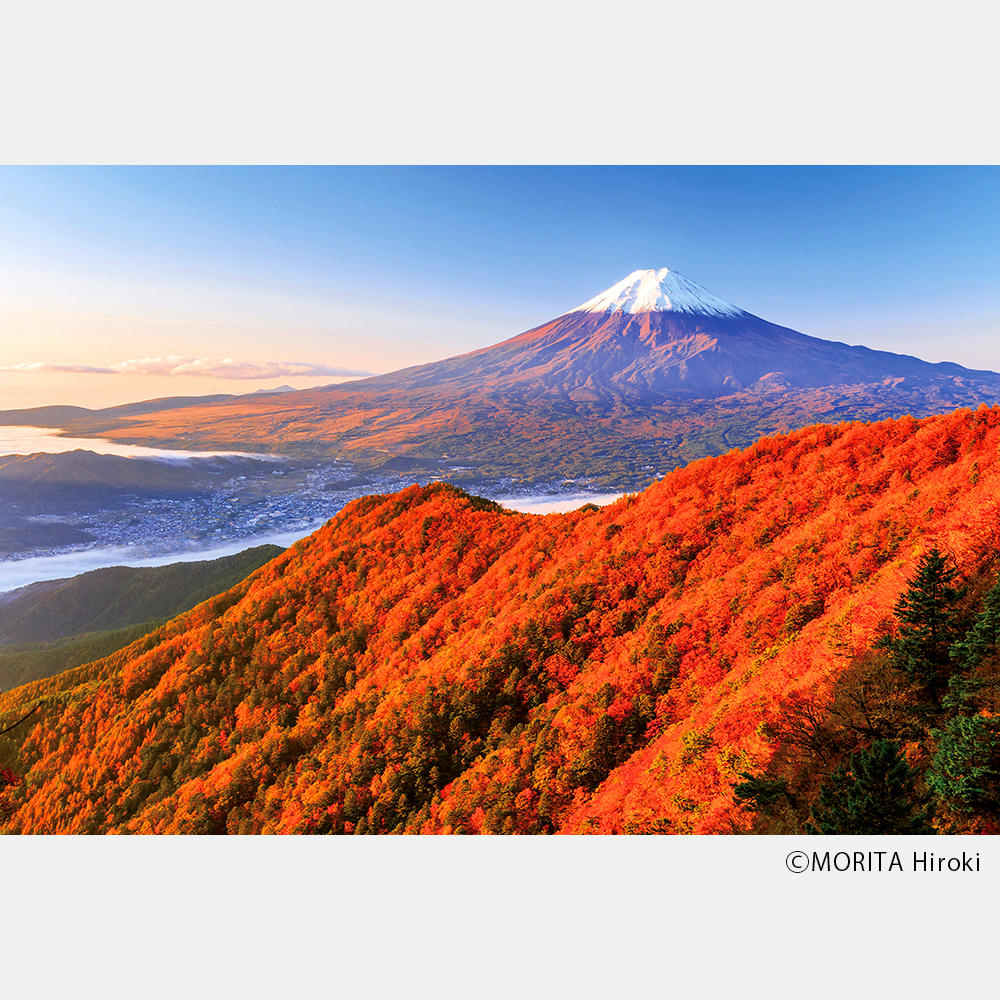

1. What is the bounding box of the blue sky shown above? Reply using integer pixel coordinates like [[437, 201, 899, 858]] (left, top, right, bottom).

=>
[[2, 166, 999, 407]]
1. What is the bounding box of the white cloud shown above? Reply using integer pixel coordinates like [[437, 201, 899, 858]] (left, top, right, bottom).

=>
[[0, 357, 373, 380], [0, 361, 117, 374]]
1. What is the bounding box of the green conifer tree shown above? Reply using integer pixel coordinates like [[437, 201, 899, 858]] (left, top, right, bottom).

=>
[[808, 739, 933, 834], [952, 578, 1000, 669], [884, 548, 963, 704], [927, 714, 1000, 814], [945, 575, 1000, 710]]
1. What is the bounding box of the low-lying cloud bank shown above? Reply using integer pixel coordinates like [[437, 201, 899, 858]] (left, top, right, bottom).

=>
[[0, 357, 374, 379]]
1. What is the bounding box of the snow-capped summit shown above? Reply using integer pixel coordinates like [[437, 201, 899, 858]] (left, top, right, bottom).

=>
[[348, 264, 1000, 407], [566, 267, 748, 319]]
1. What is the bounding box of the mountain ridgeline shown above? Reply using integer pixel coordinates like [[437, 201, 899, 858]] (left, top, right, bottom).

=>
[[13, 267, 1000, 488], [3, 406, 1000, 833]]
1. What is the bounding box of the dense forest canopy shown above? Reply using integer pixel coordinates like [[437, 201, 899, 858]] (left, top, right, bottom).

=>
[[3, 405, 1000, 833]]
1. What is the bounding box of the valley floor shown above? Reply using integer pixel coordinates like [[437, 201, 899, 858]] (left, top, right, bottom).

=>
[[0, 431, 620, 589]]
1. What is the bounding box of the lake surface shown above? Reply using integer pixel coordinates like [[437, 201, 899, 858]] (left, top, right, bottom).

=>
[[499, 492, 625, 514], [0, 523, 326, 593], [0, 425, 273, 461]]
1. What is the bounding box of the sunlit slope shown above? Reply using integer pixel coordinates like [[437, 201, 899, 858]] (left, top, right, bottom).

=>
[[3, 406, 1000, 833]]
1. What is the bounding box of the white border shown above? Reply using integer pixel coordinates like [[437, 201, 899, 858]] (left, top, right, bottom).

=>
[[2, 0, 998, 164], [2, 835, 998, 995], [2, 0, 998, 993]]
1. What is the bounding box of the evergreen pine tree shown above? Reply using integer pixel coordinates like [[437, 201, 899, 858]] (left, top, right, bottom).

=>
[[808, 739, 934, 834], [952, 577, 1000, 670], [945, 575, 1000, 710], [927, 714, 1000, 815], [884, 548, 963, 704], [733, 774, 794, 811]]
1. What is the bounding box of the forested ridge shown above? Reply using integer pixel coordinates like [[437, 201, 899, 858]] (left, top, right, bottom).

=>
[[0, 545, 283, 646], [3, 406, 1000, 833], [0, 545, 284, 692]]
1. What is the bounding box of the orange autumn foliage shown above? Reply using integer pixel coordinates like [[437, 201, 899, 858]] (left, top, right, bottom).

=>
[[2, 405, 1000, 834]]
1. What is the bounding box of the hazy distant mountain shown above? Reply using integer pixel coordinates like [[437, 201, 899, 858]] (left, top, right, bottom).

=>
[[0, 450, 218, 495], [0, 451, 268, 557], [0, 394, 239, 429], [0, 450, 279, 507]]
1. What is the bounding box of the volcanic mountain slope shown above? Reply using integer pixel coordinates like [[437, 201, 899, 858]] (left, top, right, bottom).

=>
[[358, 268, 996, 400], [10, 268, 1000, 486], [3, 406, 1000, 834]]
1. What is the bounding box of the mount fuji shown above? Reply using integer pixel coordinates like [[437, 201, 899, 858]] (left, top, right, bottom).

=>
[[8, 267, 1000, 487], [367, 267, 1000, 401]]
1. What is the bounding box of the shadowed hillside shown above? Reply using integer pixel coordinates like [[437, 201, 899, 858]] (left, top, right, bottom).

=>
[[0, 545, 283, 690]]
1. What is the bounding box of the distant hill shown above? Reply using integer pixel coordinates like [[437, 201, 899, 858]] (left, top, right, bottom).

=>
[[0, 544, 283, 694], [4, 407, 1000, 833], [0, 394, 239, 428], [0, 544, 283, 646], [0, 622, 159, 693], [0, 450, 268, 499], [0, 513, 94, 555]]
